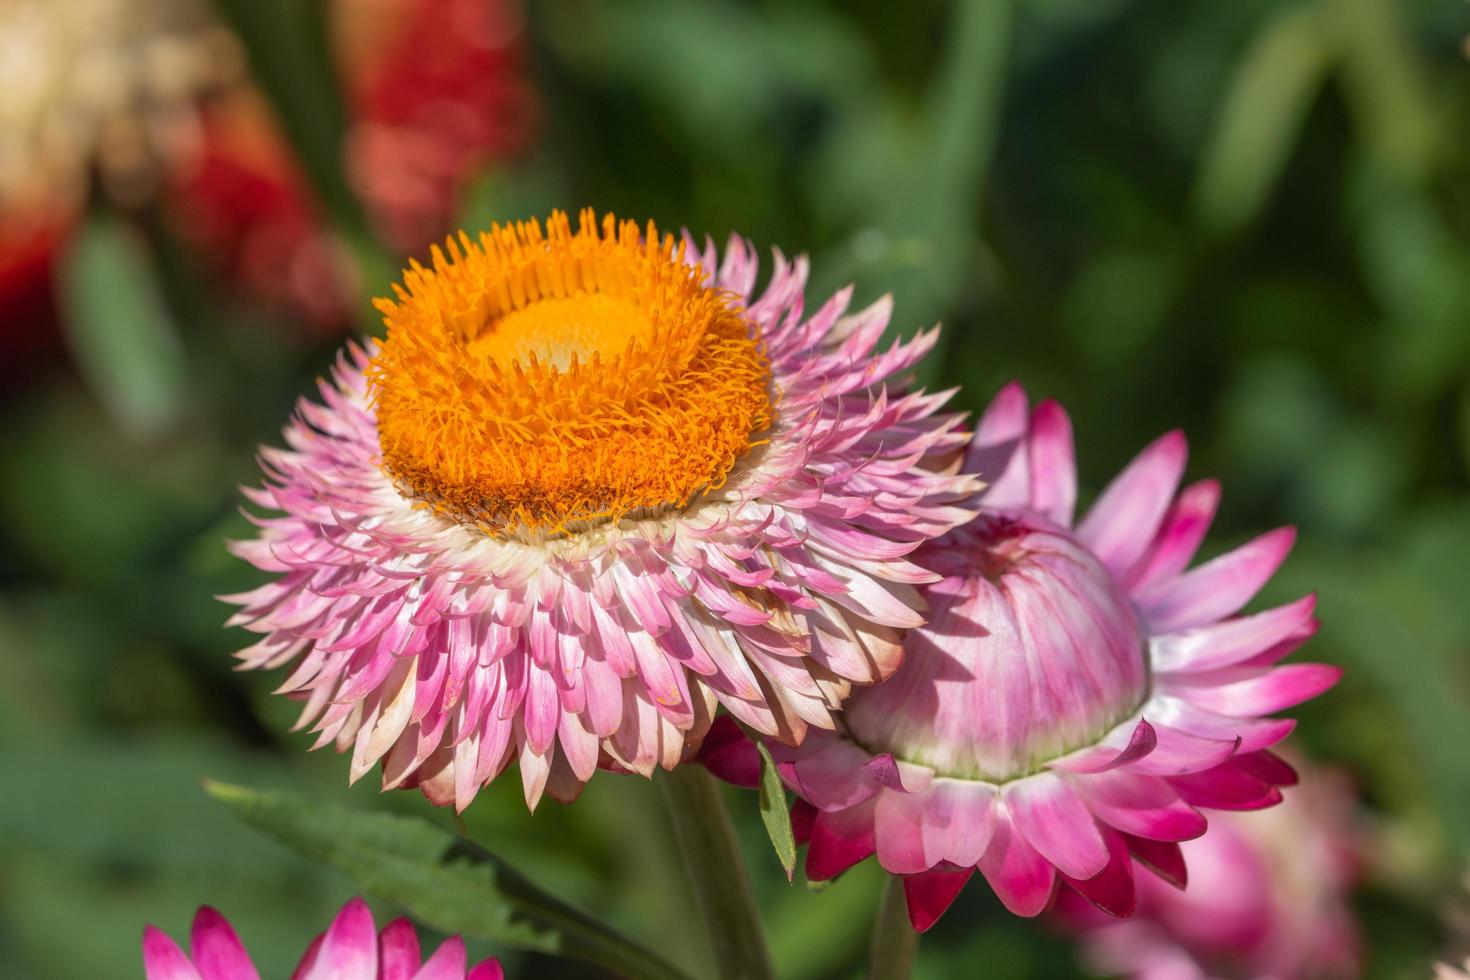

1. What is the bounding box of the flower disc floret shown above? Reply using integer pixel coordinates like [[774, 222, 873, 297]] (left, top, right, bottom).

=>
[[369, 209, 773, 534]]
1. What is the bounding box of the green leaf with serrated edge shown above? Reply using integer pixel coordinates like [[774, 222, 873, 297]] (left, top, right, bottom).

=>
[[756, 743, 798, 882], [205, 782, 694, 980]]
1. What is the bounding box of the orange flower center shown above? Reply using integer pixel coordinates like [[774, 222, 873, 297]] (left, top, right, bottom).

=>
[[369, 209, 773, 534]]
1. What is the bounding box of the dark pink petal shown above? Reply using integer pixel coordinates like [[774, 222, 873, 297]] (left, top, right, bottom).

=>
[[790, 798, 817, 845], [1135, 527, 1296, 633], [1121, 478, 1220, 592], [1077, 430, 1187, 578], [1123, 834, 1187, 890], [1169, 764, 1282, 811], [1231, 750, 1299, 787], [413, 936, 467, 980], [377, 918, 421, 980], [1149, 595, 1318, 674], [1060, 827, 1136, 917], [1027, 400, 1076, 526], [806, 801, 878, 881], [1006, 776, 1109, 880], [1164, 663, 1341, 717], [977, 815, 1057, 917], [143, 927, 205, 980], [903, 868, 975, 932], [298, 898, 377, 980], [467, 960, 505, 980], [190, 907, 261, 980]]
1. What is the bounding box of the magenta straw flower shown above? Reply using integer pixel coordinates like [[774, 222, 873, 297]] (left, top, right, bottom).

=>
[[1059, 762, 1362, 980], [704, 381, 1340, 929], [142, 898, 503, 980], [222, 210, 978, 810]]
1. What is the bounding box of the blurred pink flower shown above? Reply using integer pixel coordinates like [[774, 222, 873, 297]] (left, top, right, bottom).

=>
[[703, 382, 1339, 929], [142, 897, 503, 980], [1058, 763, 1362, 980]]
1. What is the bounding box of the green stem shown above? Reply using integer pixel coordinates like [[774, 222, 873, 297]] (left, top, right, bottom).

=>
[[868, 875, 920, 980], [657, 766, 776, 980]]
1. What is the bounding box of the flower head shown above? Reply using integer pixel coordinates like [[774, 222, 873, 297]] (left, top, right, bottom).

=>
[[1059, 760, 1361, 980], [142, 897, 503, 980], [704, 382, 1339, 928], [225, 210, 978, 809]]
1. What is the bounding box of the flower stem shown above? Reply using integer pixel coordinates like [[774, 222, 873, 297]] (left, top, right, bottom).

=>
[[657, 765, 776, 980], [869, 875, 920, 980]]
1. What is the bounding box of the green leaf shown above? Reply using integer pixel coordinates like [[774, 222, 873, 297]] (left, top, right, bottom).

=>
[[1192, 4, 1331, 236], [57, 217, 188, 439], [206, 0, 362, 237], [206, 781, 694, 980], [755, 742, 797, 882]]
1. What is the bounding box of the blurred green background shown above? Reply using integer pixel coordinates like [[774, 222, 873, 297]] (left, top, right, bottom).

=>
[[2, 0, 1469, 977]]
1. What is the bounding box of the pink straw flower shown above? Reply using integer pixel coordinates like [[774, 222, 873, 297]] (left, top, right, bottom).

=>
[[1059, 761, 1362, 980], [142, 898, 503, 980], [704, 382, 1339, 929], [223, 211, 978, 810]]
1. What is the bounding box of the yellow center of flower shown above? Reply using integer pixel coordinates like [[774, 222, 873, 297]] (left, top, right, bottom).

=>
[[368, 209, 773, 534]]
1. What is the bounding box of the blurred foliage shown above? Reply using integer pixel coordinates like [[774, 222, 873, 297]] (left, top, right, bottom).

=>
[[2, 0, 1469, 978]]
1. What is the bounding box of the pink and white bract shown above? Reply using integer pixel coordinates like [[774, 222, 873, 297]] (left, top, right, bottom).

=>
[[223, 219, 978, 811], [704, 382, 1339, 929], [1059, 762, 1362, 980], [142, 897, 503, 980]]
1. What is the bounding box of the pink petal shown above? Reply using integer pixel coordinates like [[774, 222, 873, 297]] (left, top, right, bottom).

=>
[[1150, 595, 1318, 674], [378, 918, 421, 980], [1136, 527, 1297, 633], [1163, 663, 1341, 717], [1049, 719, 1156, 775], [977, 814, 1057, 917], [1077, 430, 1187, 577], [143, 927, 205, 980], [967, 382, 1031, 510], [1121, 478, 1220, 591], [1125, 724, 1240, 777], [298, 898, 377, 980], [1074, 771, 1207, 843], [1027, 400, 1076, 526], [190, 907, 261, 980], [903, 867, 975, 933], [412, 936, 467, 980], [874, 782, 996, 874], [1005, 776, 1109, 880]]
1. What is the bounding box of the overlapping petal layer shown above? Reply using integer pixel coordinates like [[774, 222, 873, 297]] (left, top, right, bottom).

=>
[[224, 225, 979, 809], [704, 382, 1338, 929], [142, 898, 503, 980]]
